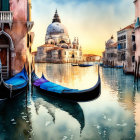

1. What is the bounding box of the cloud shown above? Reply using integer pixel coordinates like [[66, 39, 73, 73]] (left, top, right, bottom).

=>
[[31, 0, 134, 56]]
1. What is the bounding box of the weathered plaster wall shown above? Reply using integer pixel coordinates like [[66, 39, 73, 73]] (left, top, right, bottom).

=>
[[135, 28, 140, 62], [10, 0, 27, 21], [5, 0, 28, 74], [135, 0, 140, 62]]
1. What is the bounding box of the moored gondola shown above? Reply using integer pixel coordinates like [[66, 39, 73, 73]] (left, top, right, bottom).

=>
[[0, 63, 28, 101], [31, 66, 101, 102]]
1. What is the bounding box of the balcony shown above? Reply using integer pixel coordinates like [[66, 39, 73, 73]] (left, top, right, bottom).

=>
[[0, 11, 13, 29]]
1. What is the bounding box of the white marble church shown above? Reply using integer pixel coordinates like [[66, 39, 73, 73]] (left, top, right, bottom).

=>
[[35, 10, 82, 63]]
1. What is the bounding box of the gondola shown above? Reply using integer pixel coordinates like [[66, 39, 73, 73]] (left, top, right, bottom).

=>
[[78, 64, 93, 67], [0, 62, 28, 101], [31, 66, 101, 102]]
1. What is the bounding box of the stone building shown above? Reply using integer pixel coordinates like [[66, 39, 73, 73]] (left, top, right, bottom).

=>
[[83, 54, 101, 62], [35, 10, 82, 63], [0, 0, 34, 78], [134, 0, 140, 77], [117, 24, 135, 73], [103, 24, 135, 73], [103, 36, 118, 67]]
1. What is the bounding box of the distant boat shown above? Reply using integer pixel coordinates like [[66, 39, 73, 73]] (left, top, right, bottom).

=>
[[71, 63, 78, 66], [114, 65, 123, 69], [0, 61, 28, 101], [100, 63, 103, 67], [31, 66, 101, 102], [102, 65, 110, 68], [78, 64, 93, 67]]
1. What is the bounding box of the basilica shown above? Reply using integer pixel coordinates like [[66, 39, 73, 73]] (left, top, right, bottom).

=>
[[35, 10, 82, 63]]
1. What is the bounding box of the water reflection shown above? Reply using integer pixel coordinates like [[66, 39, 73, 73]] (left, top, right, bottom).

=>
[[102, 68, 136, 110], [1, 64, 140, 140], [0, 93, 33, 140], [35, 63, 98, 90], [32, 88, 85, 133]]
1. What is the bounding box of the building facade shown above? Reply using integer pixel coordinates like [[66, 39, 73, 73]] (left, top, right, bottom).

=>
[[134, 0, 140, 77], [117, 24, 135, 73], [0, 0, 34, 79], [103, 24, 135, 73], [82, 54, 101, 62], [35, 10, 82, 63]]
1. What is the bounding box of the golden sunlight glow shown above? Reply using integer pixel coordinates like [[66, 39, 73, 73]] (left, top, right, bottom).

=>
[[31, 0, 134, 56]]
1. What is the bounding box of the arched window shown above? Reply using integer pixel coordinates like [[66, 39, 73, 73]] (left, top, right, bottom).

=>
[[60, 40, 66, 44], [72, 54, 74, 58]]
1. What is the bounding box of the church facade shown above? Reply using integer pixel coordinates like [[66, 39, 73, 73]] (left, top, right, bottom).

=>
[[35, 10, 82, 63]]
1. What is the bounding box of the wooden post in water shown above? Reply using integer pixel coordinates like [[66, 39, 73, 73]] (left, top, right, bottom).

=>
[[137, 57, 140, 82], [134, 61, 137, 82], [31, 63, 33, 96]]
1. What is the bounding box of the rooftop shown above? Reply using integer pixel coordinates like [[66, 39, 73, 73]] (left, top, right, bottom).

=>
[[48, 47, 64, 52], [83, 54, 99, 57], [39, 44, 57, 48], [118, 23, 134, 32]]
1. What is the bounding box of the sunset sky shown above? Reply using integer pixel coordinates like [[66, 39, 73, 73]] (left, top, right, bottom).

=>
[[31, 0, 134, 56]]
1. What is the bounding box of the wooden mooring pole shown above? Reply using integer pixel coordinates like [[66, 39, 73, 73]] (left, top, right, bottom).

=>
[[134, 61, 137, 82], [137, 61, 140, 82]]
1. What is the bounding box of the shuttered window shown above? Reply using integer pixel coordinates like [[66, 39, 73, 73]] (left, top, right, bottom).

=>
[[1, 0, 9, 11], [0, 0, 2, 11]]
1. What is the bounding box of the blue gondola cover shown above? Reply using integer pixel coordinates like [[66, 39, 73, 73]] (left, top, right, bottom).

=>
[[40, 81, 79, 93], [5, 67, 28, 87]]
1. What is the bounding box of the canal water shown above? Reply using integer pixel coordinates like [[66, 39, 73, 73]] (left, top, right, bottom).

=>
[[0, 63, 140, 140]]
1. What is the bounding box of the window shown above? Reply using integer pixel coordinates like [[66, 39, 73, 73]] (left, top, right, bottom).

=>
[[133, 44, 136, 51], [118, 37, 120, 41], [60, 40, 65, 44], [27, 34, 30, 48], [121, 54, 125, 61], [72, 54, 74, 58], [0, 0, 1, 11], [132, 56, 135, 63], [0, 0, 10, 11], [118, 35, 126, 41], [58, 50, 61, 59], [124, 35, 126, 39], [124, 43, 126, 49], [132, 35, 135, 42]]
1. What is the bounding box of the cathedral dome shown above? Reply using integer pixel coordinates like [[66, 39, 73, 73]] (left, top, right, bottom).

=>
[[46, 10, 68, 36], [47, 22, 68, 35], [106, 35, 115, 47]]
